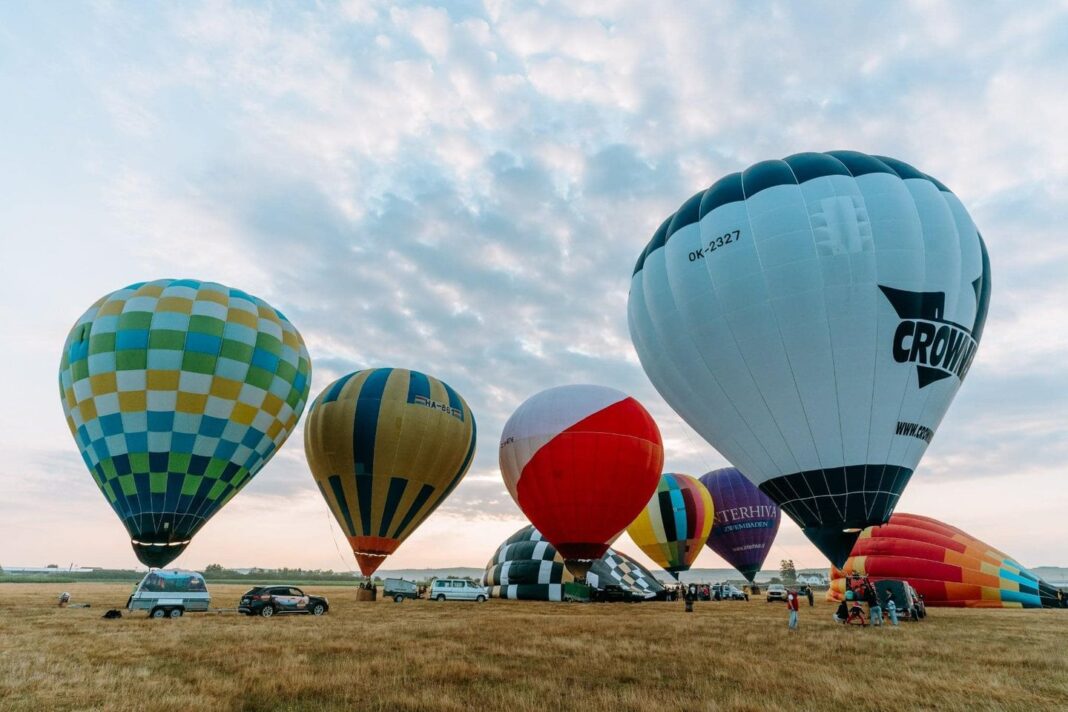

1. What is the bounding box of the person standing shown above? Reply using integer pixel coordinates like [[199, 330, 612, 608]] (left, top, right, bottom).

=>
[[786, 589, 799, 630], [805, 586, 814, 607], [885, 591, 899, 626], [867, 585, 882, 626]]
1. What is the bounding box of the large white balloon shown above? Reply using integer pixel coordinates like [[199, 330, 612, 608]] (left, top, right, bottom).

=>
[[628, 151, 990, 566]]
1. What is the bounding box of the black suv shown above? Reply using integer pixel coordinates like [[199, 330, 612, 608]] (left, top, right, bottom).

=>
[[239, 586, 329, 617], [592, 584, 643, 603]]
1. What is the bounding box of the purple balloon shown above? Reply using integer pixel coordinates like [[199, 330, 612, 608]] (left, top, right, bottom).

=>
[[700, 468, 781, 582]]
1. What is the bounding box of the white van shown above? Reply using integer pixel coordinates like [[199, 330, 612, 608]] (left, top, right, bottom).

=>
[[430, 578, 488, 602], [127, 569, 211, 618]]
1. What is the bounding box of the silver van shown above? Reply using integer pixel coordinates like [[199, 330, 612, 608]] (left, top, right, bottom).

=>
[[430, 578, 488, 602], [127, 569, 211, 618]]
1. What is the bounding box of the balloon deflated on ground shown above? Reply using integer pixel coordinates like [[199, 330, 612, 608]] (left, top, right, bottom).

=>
[[628, 151, 991, 567], [304, 368, 476, 577], [626, 473, 713, 578], [58, 279, 312, 567], [828, 513, 1061, 608], [498, 385, 664, 579], [699, 467, 781, 582], [483, 525, 665, 601]]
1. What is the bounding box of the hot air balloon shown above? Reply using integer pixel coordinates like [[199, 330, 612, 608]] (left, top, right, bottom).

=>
[[58, 279, 311, 567], [628, 151, 991, 566], [304, 368, 476, 577], [626, 473, 713, 578], [483, 525, 665, 601], [498, 385, 663, 578], [828, 513, 1062, 609], [699, 467, 781, 582]]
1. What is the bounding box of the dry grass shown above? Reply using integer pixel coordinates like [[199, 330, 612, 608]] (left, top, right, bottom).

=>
[[0, 583, 1065, 712]]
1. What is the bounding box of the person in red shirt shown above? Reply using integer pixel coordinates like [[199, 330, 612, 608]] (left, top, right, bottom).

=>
[[786, 589, 800, 629]]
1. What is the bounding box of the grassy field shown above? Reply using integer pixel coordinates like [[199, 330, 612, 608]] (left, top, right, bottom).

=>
[[0, 583, 1065, 712]]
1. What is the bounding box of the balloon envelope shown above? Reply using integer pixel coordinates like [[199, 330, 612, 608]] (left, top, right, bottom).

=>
[[628, 151, 991, 566], [58, 279, 311, 567], [483, 525, 665, 601], [699, 468, 780, 582], [498, 385, 663, 565], [627, 473, 713, 576], [304, 368, 476, 576], [829, 513, 1061, 609]]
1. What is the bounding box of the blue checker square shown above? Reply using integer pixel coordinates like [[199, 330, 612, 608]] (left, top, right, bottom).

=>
[[241, 427, 265, 448], [112, 453, 132, 476], [147, 411, 175, 431], [115, 329, 149, 350], [198, 416, 228, 438], [91, 438, 111, 460], [186, 331, 223, 354], [99, 413, 124, 436], [125, 432, 148, 453], [214, 440, 238, 460], [251, 348, 279, 373], [171, 432, 196, 453]]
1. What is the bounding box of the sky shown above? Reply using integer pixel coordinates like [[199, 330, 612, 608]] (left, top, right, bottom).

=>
[[1, 1, 1065, 574]]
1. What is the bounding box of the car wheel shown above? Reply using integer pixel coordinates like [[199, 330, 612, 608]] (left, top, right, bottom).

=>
[[311, 603, 326, 616], [260, 605, 275, 618], [476, 595, 486, 603], [394, 595, 404, 603], [151, 607, 166, 619], [168, 608, 183, 618], [436, 594, 446, 602]]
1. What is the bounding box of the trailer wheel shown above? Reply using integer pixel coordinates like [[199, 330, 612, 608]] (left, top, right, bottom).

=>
[[394, 595, 404, 603], [168, 608, 184, 618], [151, 607, 167, 619]]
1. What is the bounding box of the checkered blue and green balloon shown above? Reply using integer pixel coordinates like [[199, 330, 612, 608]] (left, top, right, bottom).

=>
[[58, 279, 312, 567]]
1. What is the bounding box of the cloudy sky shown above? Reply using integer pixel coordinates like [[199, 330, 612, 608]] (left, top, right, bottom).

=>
[[1, 1, 1065, 574]]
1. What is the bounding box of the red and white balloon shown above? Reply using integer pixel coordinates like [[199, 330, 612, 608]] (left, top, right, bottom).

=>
[[499, 384, 664, 563]]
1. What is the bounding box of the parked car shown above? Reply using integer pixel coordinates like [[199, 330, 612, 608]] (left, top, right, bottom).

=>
[[127, 569, 211, 618], [430, 578, 488, 602], [712, 583, 748, 601], [874, 579, 925, 621], [384, 578, 421, 602], [592, 584, 644, 603], [238, 586, 329, 617], [766, 584, 788, 602]]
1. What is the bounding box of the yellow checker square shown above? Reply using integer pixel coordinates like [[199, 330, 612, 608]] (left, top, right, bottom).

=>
[[78, 399, 98, 422], [230, 402, 258, 425], [65, 415, 76, 435], [226, 307, 258, 329], [210, 377, 242, 400], [147, 369, 181, 391], [176, 391, 208, 414], [197, 287, 230, 306], [281, 329, 299, 350], [118, 391, 147, 412], [97, 299, 126, 317], [266, 419, 284, 439], [283, 413, 297, 430], [89, 372, 118, 395], [261, 392, 284, 416], [256, 303, 276, 320], [156, 296, 194, 314], [136, 283, 166, 298]]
